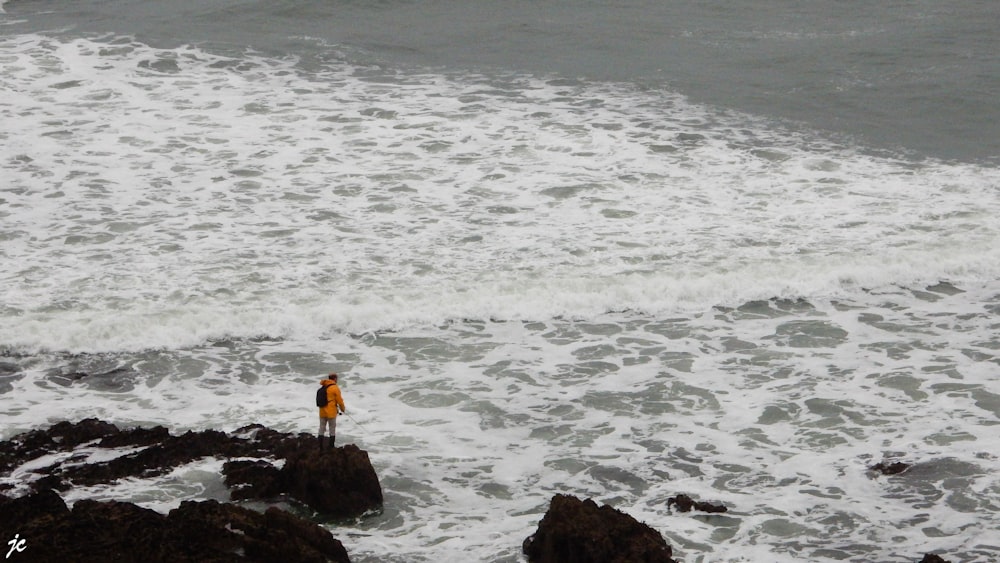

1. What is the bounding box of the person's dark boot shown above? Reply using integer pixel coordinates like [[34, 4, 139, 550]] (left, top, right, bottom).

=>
[[330, 435, 336, 449], [317, 435, 324, 451]]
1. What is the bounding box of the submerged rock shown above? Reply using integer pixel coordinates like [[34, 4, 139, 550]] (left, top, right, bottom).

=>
[[0, 489, 350, 562], [666, 493, 728, 514], [870, 460, 911, 476], [523, 493, 676, 563]]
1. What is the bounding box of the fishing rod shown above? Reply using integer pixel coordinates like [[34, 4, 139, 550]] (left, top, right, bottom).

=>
[[344, 411, 372, 434]]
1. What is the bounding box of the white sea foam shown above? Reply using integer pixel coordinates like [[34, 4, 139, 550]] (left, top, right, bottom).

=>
[[0, 444, 147, 496], [5, 293, 1000, 561], [58, 457, 233, 512], [2, 34, 1000, 353], [2, 34, 1000, 562]]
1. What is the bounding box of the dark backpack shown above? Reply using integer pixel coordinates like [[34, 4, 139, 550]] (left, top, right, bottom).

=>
[[316, 384, 332, 407]]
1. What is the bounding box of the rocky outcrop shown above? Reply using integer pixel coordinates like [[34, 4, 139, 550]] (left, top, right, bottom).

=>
[[919, 554, 951, 563], [224, 444, 383, 518], [0, 418, 382, 518], [0, 419, 383, 561], [523, 494, 676, 563], [0, 489, 350, 562]]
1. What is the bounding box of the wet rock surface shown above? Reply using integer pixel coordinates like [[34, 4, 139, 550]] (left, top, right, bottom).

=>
[[2, 419, 957, 562], [1, 418, 384, 561], [0, 418, 382, 517], [0, 489, 350, 563], [523, 493, 677, 563], [224, 444, 383, 519]]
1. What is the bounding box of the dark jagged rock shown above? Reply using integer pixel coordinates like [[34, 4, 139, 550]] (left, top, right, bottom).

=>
[[224, 445, 384, 518], [0, 488, 70, 525], [0, 418, 120, 473], [49, 429, 239, 488], [97, 425, 171, 448], [2, 419, 382, 519], [168, 500, 350, 563], [523, 494, 676, 563], [30, 474, 70, 493], [871, 461, 911, 476], [224, 459, 284, 500], [919, 554, 952, 563], [666, 493, 728, 514], [230, 424, 316, 459], [281, 445, 384, 518], [0, 490, 350, 562]]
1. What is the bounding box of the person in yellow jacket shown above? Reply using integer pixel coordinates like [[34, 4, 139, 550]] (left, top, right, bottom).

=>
[[318, 372, 346, 450]]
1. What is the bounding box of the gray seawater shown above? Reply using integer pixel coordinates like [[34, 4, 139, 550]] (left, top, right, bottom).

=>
[[2, 1, 1000, 561], [5, 0, 1000, 163]]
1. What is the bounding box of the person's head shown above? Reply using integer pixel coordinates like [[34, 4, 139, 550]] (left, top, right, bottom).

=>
[[329, 372, 338, 383]]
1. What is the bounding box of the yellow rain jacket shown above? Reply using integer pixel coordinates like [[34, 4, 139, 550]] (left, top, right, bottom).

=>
[[318, 379, 345, 419]]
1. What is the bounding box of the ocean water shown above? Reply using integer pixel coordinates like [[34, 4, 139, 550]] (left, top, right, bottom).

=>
[[2, 1, 1000, 561]]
